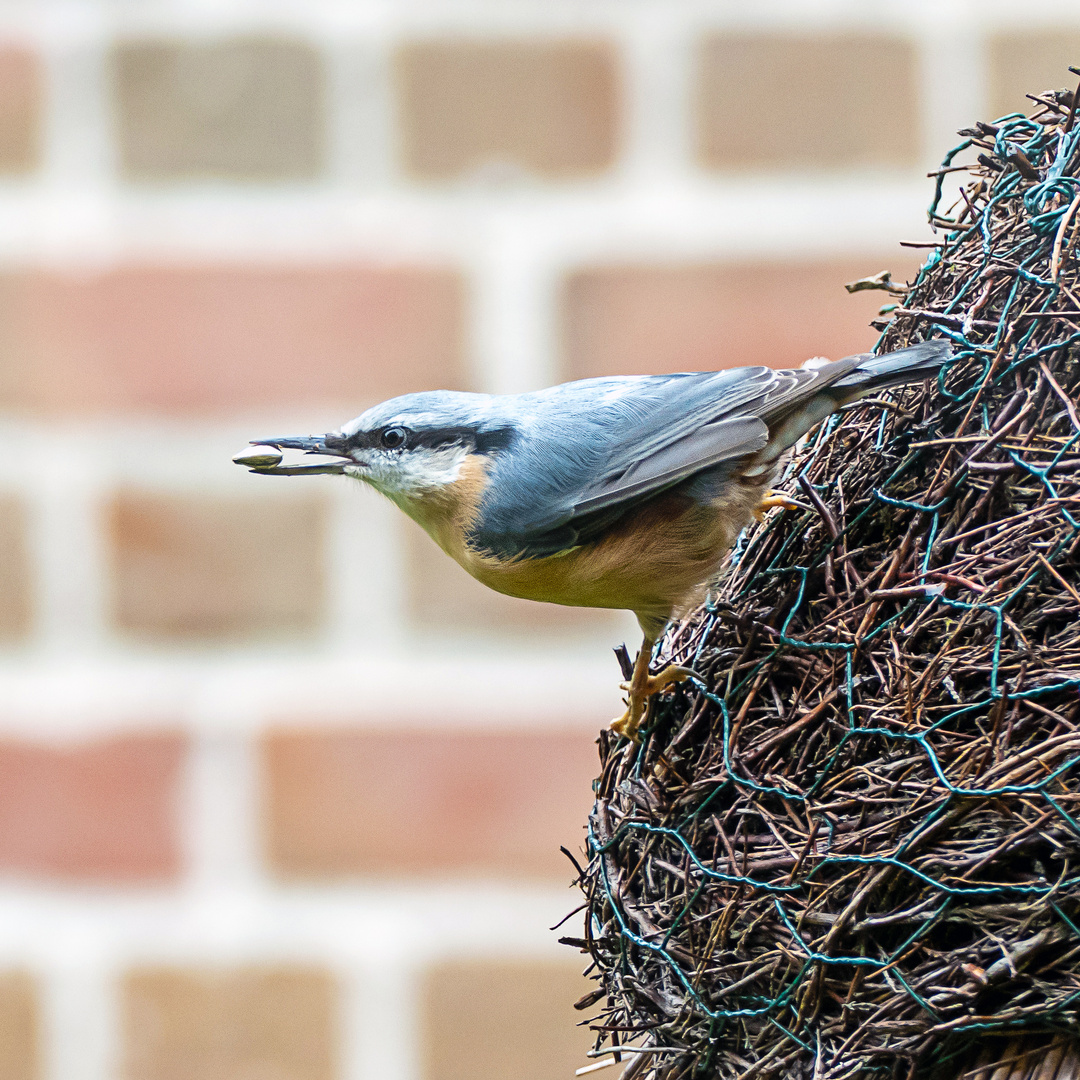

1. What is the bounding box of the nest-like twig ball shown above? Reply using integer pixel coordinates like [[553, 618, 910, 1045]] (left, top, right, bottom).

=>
[[570, 86, 1080, 1080]]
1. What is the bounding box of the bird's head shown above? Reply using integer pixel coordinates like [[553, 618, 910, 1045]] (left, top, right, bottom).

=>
[[234, 391, 516, 515]]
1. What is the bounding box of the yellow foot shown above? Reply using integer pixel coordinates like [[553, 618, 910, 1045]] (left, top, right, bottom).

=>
[[610, 707, 635, 739], [754, 489, 805, 522], [610, 664, 694, 741], [620, 665, 695, 697]]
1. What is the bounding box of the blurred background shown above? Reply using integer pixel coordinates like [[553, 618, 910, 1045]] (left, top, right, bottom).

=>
[[0, 1, 1076, 1078]]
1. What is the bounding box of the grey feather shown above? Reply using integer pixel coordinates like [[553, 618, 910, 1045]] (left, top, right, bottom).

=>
[[570, 414, 769, 517], [830, 339, 951, 392], [473, 340, 950, 557]]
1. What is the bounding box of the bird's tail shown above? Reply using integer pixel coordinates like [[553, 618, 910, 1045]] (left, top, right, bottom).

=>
[[830, 339, 953, 397], [744, 339, 952, 474]]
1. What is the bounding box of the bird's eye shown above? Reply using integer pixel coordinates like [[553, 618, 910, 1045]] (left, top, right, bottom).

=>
[[380, 426, 407, 449]]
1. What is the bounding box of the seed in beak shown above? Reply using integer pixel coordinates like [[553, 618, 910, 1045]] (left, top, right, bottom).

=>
[[233, 445, 284, 469]]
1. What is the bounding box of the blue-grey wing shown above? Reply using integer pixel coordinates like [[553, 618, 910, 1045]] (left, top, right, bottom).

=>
[[473, 341, 950, 559], [472, 366, 797, 557]]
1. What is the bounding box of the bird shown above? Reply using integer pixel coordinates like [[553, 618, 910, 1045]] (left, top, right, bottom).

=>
[[233, 340, 950, 740]]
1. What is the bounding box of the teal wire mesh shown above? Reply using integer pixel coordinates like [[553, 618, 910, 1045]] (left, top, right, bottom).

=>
[[570, 84, 1080, 1080]]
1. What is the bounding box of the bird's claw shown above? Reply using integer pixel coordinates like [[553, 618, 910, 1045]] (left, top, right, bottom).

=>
[[754, 490, 808, 522], [618, 665, 695, 696], [610, 708, 637, 741], [611, 664, 695, 742]]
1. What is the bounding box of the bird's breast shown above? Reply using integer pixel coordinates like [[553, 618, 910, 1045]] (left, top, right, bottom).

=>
[[457, 483, 763, 625], [397, 454, 769, 628], [393, 452, 494, 563]]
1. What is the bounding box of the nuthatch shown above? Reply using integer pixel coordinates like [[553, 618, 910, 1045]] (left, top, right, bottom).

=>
[[234, 340, 949, 739]]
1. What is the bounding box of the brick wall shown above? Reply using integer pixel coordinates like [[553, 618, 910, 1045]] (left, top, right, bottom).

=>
[[0, 3, 1075, 1078]]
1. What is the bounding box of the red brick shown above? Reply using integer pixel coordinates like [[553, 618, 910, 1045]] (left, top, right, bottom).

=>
[[421, 960, 594, 1080], [988, 31, 1080, 120], [0, 48, 40, 175], [0, 495, 31, 643], [107, 491, 327, 641], [123, 967, 335, 1080], [263, 728, 597, 879], [0, 265, 466, 416], [0, 735, 183, 882], [401, 515, 622, 637], [695, 34, 919, 171], [395, 39, 619, 180], [113, 37, 325, 181], [561, 257, 920, 380], [0, 973, 38, 1080]]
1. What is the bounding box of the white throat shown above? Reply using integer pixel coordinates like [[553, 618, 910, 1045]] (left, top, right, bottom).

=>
[[348, 444, 471, 502]]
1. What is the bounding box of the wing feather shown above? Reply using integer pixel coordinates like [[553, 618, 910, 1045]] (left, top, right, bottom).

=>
[[568, 414, 768, 518], [473, 342, 948, 558], [475, 368, 792, 556]]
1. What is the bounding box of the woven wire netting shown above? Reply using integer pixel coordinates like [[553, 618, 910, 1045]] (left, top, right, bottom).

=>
[[568, 84, 1080, 1080]]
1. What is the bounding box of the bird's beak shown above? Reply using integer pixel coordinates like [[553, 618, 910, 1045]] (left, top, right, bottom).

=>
[[232, 433, 352, 476]]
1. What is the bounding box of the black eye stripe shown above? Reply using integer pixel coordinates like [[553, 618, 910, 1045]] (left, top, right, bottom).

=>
[[344, 425, 516, 453], [415, 428, 469, 449], [473, 427, 516, 454], [343, 430, 376, 450]]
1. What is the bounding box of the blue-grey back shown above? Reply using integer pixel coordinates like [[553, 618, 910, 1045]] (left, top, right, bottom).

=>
[[475, 367, 778, 553]]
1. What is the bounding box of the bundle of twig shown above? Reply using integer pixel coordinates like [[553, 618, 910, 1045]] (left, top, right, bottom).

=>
[[569, 80, 1080, 1080]]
